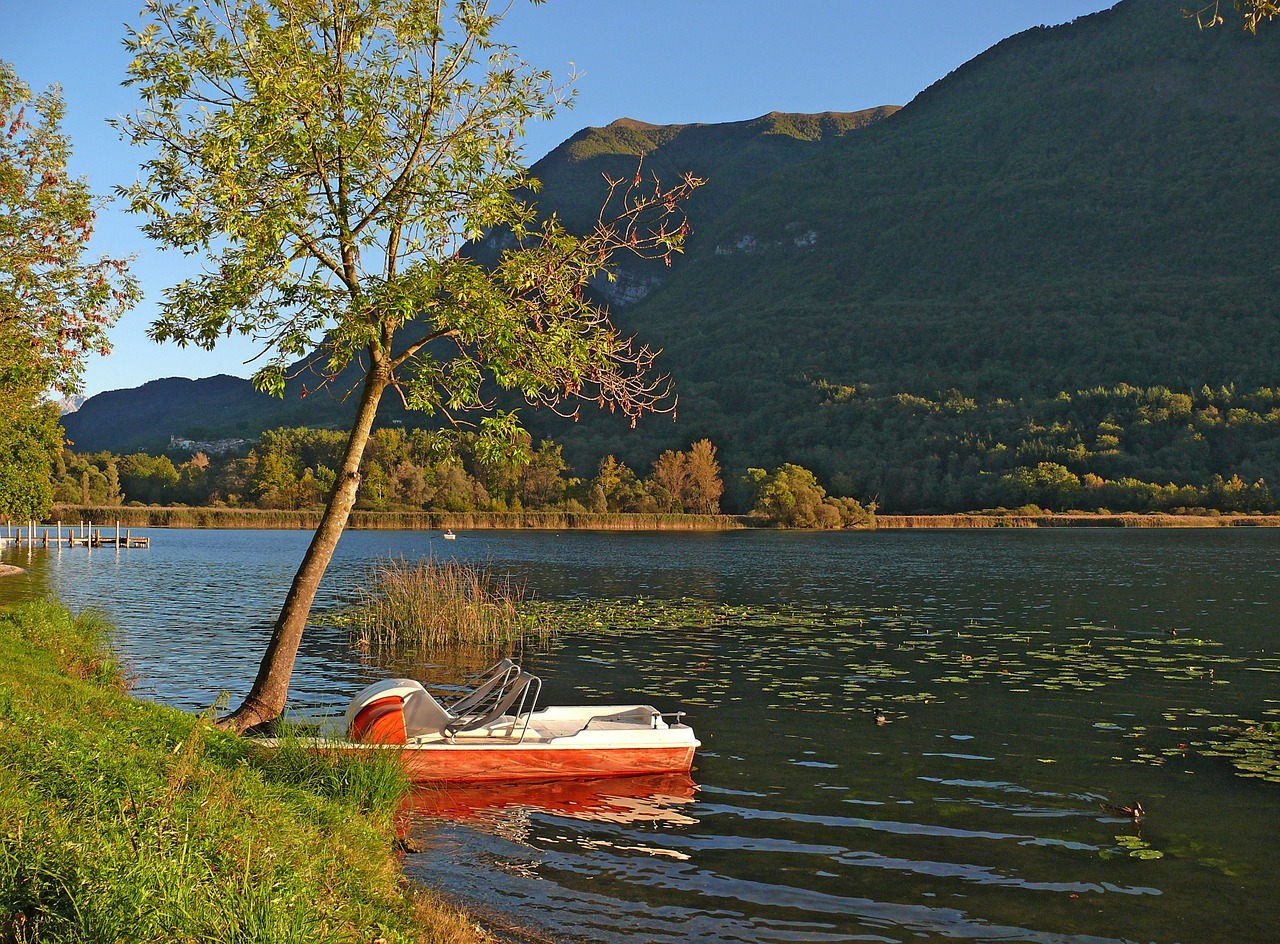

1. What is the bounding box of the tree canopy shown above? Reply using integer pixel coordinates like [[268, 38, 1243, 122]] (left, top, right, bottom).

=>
[[1188, 0, 1279, 30], [118, 0, 698, 729], [0, 61, 137, 519]]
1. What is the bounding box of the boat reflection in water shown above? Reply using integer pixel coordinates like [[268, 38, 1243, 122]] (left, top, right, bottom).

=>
[[408, 772, 699, 833]]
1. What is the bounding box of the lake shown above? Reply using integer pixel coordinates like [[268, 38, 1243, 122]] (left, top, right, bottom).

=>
[[3, 527, 1278, 943]]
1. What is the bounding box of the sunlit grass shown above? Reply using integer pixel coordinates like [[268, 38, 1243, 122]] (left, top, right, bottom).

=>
[[0, 599, 484, 944], [250, 719, 410, 813]]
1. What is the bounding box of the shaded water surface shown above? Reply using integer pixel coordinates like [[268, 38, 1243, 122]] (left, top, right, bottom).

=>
[[3, 528, 1278, 942]]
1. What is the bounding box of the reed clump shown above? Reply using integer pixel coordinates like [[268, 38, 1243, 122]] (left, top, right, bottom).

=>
[[349, 557, 554, 651]]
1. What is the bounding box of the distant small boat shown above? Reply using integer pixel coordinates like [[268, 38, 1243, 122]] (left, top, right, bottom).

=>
[[442, 529, 456, 540], [269, 659, 699, 783]]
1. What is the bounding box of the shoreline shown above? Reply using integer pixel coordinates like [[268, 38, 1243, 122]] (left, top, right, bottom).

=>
[[42, 505, 750, 531], [0, 599, 494, 943], [17, 506, 1280, 531], [874, 512, 1280, 529]]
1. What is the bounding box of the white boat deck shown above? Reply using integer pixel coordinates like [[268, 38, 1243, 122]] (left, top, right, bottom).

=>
[[421, 704, 675, 744]]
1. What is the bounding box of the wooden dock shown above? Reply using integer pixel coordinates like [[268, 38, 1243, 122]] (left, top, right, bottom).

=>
[[1, 520, 151, 550]]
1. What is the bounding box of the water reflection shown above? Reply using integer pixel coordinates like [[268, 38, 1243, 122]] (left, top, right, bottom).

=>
[[410, 773, 699, 829]]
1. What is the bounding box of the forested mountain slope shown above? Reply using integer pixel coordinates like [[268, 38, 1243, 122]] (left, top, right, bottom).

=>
[[66, 0, 1280, 514], [63, 109, 896, 454], [537, 0, 1280, 508]]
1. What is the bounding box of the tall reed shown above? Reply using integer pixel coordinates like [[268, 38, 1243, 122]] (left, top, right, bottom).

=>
[[349, 557, 554, 651]]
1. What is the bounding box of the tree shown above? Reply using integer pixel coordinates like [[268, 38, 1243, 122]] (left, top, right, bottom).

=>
[[682, 439, 723, 514], [1000, 462, 1081, 511], [745, 463, 874, 529], [1188, 1, 1278, 31], [520, 439, 569, 508], [0, 62, 138, 519], [648, 439, 723, 514], [650, 449, 687, 511], [119, 0, 699, 730], [0, 403, 62, 517]]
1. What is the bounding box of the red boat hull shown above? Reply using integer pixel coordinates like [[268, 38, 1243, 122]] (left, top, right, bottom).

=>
[[391, 742, 697, 782]]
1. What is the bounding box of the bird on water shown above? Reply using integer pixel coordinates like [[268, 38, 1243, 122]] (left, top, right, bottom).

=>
[[1100, 801, 1145, 820]]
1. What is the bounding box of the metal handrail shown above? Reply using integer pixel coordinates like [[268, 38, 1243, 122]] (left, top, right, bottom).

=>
[[443, 659, 521, 715], [446, 671, 542, 742], [511, 674, 541, 744]]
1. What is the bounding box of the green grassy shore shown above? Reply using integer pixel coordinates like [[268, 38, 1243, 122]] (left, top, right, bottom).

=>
[[0, 599, 486, 944]]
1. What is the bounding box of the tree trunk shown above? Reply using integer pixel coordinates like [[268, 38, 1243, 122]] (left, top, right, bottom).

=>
[[221, 357, 390, 733]]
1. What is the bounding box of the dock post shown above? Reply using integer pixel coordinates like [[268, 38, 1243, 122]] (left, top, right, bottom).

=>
[[116, 520, 121, 549]]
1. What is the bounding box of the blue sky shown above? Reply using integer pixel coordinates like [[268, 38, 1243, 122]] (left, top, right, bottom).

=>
[[3, 0, 1117, 398]]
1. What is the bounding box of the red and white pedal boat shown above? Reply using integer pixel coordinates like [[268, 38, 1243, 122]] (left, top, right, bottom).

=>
[[303, 660, 699, 783]]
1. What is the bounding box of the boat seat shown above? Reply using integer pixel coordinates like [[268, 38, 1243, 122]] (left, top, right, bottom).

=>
[[401, 687, 454, 739], [447, 671, 539, 736], [444, 659, 520, 715]]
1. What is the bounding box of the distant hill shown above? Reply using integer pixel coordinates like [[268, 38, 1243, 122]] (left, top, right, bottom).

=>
[[530, 0, 1280, 505], [63, 0, 1280, 513], [62, 108, 899, 454], [55, 395, 85, 416], [62, 372, 353, 454]]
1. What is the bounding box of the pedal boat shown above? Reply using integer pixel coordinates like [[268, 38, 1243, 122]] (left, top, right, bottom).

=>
[[300, 660, 699, 783]]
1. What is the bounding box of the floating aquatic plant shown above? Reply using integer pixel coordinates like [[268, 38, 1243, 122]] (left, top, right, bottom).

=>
[[1202, 722, 1280, 784]]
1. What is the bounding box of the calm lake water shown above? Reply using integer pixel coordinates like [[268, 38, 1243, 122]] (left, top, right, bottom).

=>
[[3, 527, 1279, 943]]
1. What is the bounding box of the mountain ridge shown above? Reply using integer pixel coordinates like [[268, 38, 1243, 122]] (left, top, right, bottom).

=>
[[62, 0, 1280, 513]]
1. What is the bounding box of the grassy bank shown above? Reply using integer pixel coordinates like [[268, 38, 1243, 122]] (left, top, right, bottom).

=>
[[0, 600, 484, 944], [46, 505, 747, 531]]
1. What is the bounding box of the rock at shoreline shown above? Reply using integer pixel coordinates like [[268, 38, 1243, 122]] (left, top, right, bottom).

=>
[[0, 564, 26, 578]]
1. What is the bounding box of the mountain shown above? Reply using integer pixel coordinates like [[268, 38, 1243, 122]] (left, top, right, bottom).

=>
[[471, 108, 899, 307], [62, 108, 899, 454], [55, 395, 85, 415], [61, 367, 369, 454], [63, 0, 1280, 512], [530, 0, 1280, 504]]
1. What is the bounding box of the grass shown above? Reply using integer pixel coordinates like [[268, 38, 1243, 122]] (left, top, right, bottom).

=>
[[249, 721, 409, 814], [0, 599, 486, 944], [348, 557, 555, 652]]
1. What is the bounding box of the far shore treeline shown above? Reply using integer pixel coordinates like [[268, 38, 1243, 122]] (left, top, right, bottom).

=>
[[43, 379, 1280, 530], [46, 426, 875, 529]]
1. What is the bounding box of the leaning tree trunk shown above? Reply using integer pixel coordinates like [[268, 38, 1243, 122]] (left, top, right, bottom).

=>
[[221, 355, 390, 733]]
